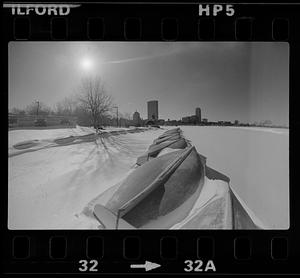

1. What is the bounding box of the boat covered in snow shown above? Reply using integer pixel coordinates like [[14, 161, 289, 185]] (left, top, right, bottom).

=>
[[85, 128, 263, 229]]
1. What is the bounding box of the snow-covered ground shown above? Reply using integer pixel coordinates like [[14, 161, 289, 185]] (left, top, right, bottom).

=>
[[8, 126, 289, 229], [180, 126, 289, 229], [8, 126, 165, 229]]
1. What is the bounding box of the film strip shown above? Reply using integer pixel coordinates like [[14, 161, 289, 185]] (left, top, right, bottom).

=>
[[2, 0, 300, 276], [4, 5, 298, 41]]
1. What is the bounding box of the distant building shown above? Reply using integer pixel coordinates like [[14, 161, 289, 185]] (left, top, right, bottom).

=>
[[157, 119, 165, 125], [181, 107, 202, 125], [133, 111, 141, 126], [182, 115, 197, 124], [217, 121, 232, 126], [147, 100, 158, 121], [182, 116, 190, 123], [202, 118, 208, 123], [195, 107, 201, 123]]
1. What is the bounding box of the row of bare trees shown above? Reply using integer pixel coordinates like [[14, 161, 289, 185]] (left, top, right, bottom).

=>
[[10, 76, 131, 127]]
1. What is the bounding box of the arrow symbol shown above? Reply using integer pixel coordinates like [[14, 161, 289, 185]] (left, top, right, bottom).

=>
[[130, 261, 161, 272]]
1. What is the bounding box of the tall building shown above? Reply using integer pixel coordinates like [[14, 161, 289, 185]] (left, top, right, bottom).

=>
[[133, 111, 141, 126], [195, 107, 201, 123], [147, 100, 159, 121]]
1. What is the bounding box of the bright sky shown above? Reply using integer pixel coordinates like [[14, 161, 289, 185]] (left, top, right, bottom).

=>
[[9, 42, 289, 125]]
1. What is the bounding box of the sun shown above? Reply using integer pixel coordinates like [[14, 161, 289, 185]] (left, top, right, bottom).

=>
[[80, 56, 94, 72]]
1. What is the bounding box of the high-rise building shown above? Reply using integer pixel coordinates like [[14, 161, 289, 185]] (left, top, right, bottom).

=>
[[195, 107, 201, 123], [147, 100, 159, 121], [133, 111, 141, 125]]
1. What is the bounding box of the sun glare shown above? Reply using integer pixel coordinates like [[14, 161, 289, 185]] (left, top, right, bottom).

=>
[[80, 57, 94, 72]]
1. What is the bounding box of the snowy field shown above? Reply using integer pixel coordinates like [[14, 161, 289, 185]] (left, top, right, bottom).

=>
[[8, 126, 165, 229], [8, 126, 289, 229], [181, 126, 289, 229]]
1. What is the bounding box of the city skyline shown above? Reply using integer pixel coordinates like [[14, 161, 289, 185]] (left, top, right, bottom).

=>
[[9, 42, 289, 126]]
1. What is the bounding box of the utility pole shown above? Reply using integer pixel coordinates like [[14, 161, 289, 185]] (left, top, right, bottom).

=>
[[36, 100, 40, 117], [116, 107, 119, 127]]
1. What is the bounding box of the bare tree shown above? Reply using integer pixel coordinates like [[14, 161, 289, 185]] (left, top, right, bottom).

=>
[[77, 76, 113, 128], [55, 95, 78, 116], [25, 101, 51, 116], [10, 107, 26, 115]]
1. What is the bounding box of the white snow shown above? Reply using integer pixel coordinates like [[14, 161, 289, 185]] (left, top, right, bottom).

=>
[[180, 126, 289, 229], [8, 125, 289, 229], [8, 125, 94, 148], [8, 126, 165, 229]]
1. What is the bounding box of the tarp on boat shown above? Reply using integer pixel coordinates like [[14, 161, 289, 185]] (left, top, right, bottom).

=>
[[142, 140, 178, 159], [168, 138, 188, 149], [88, 127, 263, 230], [229, 189, 259, 229], [153, 134, 181, 145], [148, 138, 186, 155], [163, 128, 180, 134], [105, 146, 205, 227], [171, 175, 260, 230], [149, 137, 186, 151], [158, 128, 180, 138], [136, 137, 188, 166], [106, 149, 187, 213]]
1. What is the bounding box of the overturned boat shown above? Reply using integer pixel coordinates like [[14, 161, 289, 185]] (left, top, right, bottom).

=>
[[85, 128, 264, 229]]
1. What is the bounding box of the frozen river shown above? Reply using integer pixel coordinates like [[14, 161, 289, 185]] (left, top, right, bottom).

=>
[[181, 126, 289, 229], [8, 126, 289, 229]]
